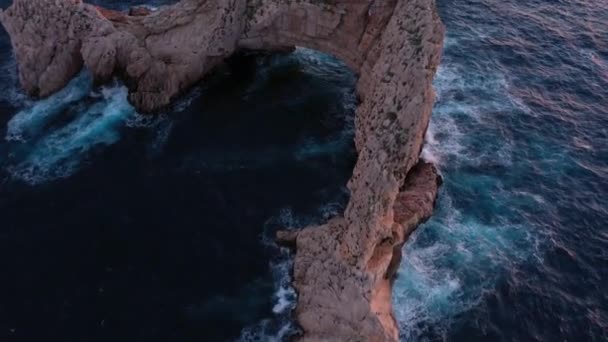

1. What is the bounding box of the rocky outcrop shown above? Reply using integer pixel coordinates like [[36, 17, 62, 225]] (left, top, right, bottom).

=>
[[278, 162, 441, 341], [0, 0, 444, 340], [0, 0, 247, 111]]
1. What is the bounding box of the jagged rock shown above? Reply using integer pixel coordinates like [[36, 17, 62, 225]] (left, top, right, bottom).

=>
[[276, 229, 299, 249], [128, 6, 153, 17], [289, 162, 441, 341], [96, 6, 128, 22], [0, 1, 444, 340]]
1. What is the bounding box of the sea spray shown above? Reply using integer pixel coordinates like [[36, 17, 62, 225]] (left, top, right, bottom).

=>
[[7, 82, 136, 184], [239, 198, 347, 342], [5, 72, 93, 142], [393, 24, 547, 341]]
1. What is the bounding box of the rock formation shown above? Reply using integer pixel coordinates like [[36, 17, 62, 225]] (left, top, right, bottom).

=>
[[0, 0, 444, 340], [277, 162, 441, 341]]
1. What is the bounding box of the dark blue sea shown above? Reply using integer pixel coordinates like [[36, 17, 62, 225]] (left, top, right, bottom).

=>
[[0, 0, 606, 341]]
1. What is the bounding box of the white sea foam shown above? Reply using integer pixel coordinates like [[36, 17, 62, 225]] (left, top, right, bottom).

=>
[[421, 58, 524, 169], [239, 208, 300, 341], [8, 82, 135, 184], [396, 37, 545, 340], [394, 189, 536, 341], [271, 252, 297, 316], [5, 72, 93, 142], [240, 199, 348, 341], [239, 318, 297, 342]]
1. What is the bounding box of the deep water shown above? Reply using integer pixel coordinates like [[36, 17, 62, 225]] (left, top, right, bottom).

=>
[[393, 0, 608, 341], [1, 0, 607, 342], [0, 1, 357, 340]]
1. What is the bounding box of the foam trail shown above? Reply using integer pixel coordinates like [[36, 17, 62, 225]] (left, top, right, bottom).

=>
[[9, 84, 135, 184], [393, 37, 546, 340], [394, 193, 536, 340], [239, 200, 345, 342], [5, 72, 93, 142], [239, 208, 300, 342]]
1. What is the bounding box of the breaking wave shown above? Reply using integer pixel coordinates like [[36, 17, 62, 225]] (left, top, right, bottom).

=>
[[4, 73, 137, 184], [239, 200, 346, 342], [5, 72, 93, 142], [395, 57, 544, 340]]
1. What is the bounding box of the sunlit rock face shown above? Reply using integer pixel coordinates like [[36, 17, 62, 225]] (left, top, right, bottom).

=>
[[0, 0, 444, 340]]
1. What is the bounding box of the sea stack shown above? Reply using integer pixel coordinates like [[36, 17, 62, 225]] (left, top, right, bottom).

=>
[[0, 0, 444, 340]]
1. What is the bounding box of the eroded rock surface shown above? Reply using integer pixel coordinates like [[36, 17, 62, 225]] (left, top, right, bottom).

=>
[[0, 0, 444, 340], [278, 162, 441, 341]]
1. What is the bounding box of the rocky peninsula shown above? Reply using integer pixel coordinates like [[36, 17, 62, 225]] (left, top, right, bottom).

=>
[[0, 0, 444, 340]]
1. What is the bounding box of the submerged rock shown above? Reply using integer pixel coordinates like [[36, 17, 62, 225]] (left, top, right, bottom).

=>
[[0, 0, 444, 340]]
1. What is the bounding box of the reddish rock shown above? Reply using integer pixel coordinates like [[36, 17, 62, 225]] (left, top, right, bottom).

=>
[[95, 6, 128, 23], [128, 6, 152, 17], [276, 229, 299, 249]]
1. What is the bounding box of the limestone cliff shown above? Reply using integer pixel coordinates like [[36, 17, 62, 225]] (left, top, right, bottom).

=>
[[0, 0, 444, 340]]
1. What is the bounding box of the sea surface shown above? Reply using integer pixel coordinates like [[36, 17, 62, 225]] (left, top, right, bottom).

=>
[[0, 0, 607, 341], [393, 0, 608, 341]]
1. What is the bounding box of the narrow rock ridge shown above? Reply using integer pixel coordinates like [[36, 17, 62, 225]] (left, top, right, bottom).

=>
[[278, 161, 441, 341], [0, 1, 444, 340]]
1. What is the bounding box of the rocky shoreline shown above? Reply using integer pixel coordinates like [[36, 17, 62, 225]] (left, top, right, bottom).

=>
[[277, 161, 441, 341], [0, 0, 444, 340]]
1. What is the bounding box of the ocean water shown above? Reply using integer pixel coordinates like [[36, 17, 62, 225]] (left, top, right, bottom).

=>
[[393, 0, 608, 341], [0, 0, 607, 342]]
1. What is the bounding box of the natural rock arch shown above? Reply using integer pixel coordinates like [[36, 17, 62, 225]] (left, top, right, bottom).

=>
[[0, 0, 444, 340]]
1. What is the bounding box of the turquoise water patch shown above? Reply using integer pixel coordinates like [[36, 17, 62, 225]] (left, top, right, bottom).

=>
[[5, 72, 93, 142], [4, 73, 137, 184]]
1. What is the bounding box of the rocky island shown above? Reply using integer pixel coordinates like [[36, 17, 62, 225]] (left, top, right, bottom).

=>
[[0, 0, 444, 340]]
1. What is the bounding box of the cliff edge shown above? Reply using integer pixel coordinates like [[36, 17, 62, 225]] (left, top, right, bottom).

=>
[[0, 0, 444, 340]]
